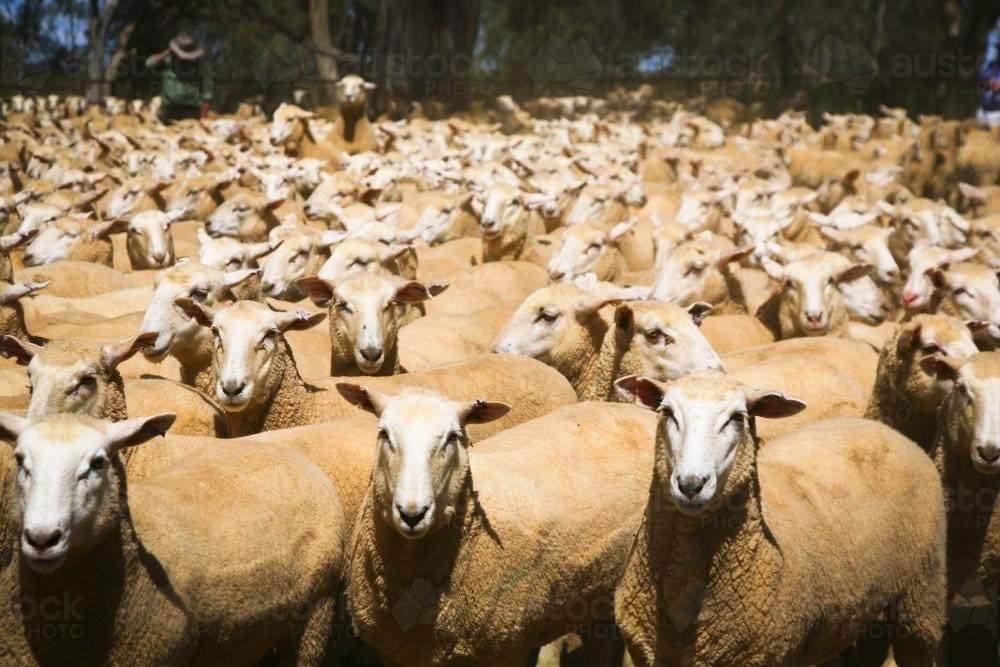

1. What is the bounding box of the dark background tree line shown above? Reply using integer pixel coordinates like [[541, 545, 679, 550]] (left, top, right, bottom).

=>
[[1, 0, 999, 117]]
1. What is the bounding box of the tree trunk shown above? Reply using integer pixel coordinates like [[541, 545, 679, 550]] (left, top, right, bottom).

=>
[[104, 21, 136, 100], [86, 0, 121, 104], [310, 0, 339, 104]]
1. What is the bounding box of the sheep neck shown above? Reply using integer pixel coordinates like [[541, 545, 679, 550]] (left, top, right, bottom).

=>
[[0, 300, 31, 340], [7, 459, 185, 663], [172, 331, 215, 395], [483, 224, 527, 262], [568, 314, 613, 401], [642, 426, 781, 650], [864, 345, 939, 451], [339, 104, 365, 144], [225, 339, 313, 437], [932, 401, 1000, 595], [328, 318, 401, 377]]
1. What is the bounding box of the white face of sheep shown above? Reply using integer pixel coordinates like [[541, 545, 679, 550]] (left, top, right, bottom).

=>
[[929, 264, 1000, 343], [335, 386, 508, 538], [617, 373, 804, 513], [258, 227, 343, 300], [525, 178, 583, 224], [902, 246, 979, 312], [270, 103, 314, 146], [477, 185, 527, 238], [564, 187, 621, 227], [299, 274, 432, 373], [205, 193, 280, 240], [22, 218, 126, 266], [492, 283, 610, 361], [821, 226, 899, 285], [415, 195, 472, 246], [139, 263, 255, 361], [337, 75, 376, 108], [733, 214, 793, 265], [615, 302, 726, 381], [317, 238, 407, 283], [127, 210, 182, 270], [673, 191, 722, 233], [765, 257, 873, 336], [923, 355, 1000, 474], [838, 275, 891, 325], [15, 203, 62, 236], [178, 301, 325, 410], [105, 179, 169, 221], [547, 221, 632, 282], [649, 245, 751, 305], [0, 413, 175, 573]]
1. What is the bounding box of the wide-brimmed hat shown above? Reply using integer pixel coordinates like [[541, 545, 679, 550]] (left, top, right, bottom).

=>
[[169, 32, 203, 60]]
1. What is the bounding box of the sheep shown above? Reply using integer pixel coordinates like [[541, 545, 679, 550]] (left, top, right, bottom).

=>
[[125, 209, 185, 270], [492, 281, 721, 400], [474, 183, 547, 263], [547, 220, 636, 283], [0, 281, 47, 342], [647, 240, 752, 313], [920, 352, 1000, 620], [316, 237, 415, 283], [397, 303, 518, 372], [22, 217, 127, 267], [258, 219, 344, 300], [422, 261, 548, 317], [97, 176, 168, 220], [757, 252, 873, 339], [161, 172, 236, 221], [337, 385, 657, 666], [297, 272, 436, 376], [0, 334, 227, 437], [0, 411, 346, 666], [138, 262, 258, 394], [330, 75, 378, 155], [614, 371, 945, 667], [926, 261, 1000, 349], [818, 222, 901, 286], [196, 228, 279, 273], [204, 191, 287, 242], [269, 103, 343, 165], [864, 314, 981, 451], [173, 298, 577, 438]]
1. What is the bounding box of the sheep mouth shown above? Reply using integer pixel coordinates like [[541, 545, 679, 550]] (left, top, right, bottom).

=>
[[22, 546, 68, 574], [143, 336, 173, 362], [972, 457, 1000, 475], [480, 225, 502, 239], [217, 392, 251, 411], [671, 495, 709, 515]]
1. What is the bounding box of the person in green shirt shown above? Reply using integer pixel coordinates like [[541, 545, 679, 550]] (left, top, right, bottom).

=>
[[146, 32, 213, 124]]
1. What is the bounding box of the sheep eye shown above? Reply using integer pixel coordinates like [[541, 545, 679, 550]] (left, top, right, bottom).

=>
[[921, 344, 942, 355], [89, 456, 106, 473], [78, 375, 96, 387], [336, 302, 353, 314], [536, 309, 558, 323], [953, 288, 970, 297], [190, 288, 208, 302], [645, 330, 671, 345], [587, 243, 601, 253], [14, 452, 24, 468], [728, 412, 747, 427], [226, 260, 241, 270]]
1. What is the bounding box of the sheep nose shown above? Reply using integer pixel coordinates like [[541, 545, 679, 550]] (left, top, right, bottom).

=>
[[977, 446, 1000, 464], [151, 251, 165, 263], [396, 504, 429, 528], [220, 380, 246, 398], [902, 291, 920, 307], [806, 311, 824, 325], [676, 475, 710, 500], [261, 280, 275, 294], [549, 270, 565, 282], [883, 268, 900, 282], [23, 527, 63, 551], [360, 347, 383, 364]]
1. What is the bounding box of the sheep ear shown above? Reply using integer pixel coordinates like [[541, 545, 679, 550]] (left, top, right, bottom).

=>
[[574, 296, 622, 320], [90, 218, 129, 240], [609, 219, 636, 243], [394, 281, 432, 304], [459, 399, 511, 425], [614, 375, 666, 411], [427, 283, 449, 298], [926, 267, 947, 289], [0, 411, 30, 443], [947, 247, 980, 264], [0, 281, 48, 304], [250, 239, 282, 260], [318, 230, 347, 247], [105, 413, 177, 452], [174, 298, 214, 327], [223, 268, 258, 289], [717, 246, 753, 269], [686, 302, 714, 326], [102, 332, 158, 369], [966, 320, 989, 333], [745, 389, 807, 419], [381, 244, 413, 263], [818, 226, 844, 243], [260, 198, 286, 212], [296, 276, 335, 306], [0, 335, 40, 365], [335, 383, 391, 416], [363, 81, 376, 91], [279, 309, 326, 332], [836, 263, 873, 284], [762, 258, 785, 282], [919, 354, 965, 381], [614, 304, 635, 334]]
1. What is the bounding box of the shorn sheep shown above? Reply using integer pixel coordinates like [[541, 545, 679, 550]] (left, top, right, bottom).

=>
[[615, 371, 945, 666], [0, 412, 346, 665], [336, 384, 657, 666]]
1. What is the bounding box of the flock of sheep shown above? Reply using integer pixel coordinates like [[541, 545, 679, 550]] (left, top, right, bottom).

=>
[[0, 74, 999, 666]]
